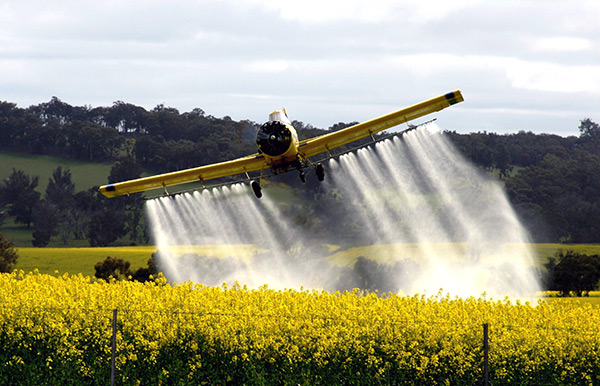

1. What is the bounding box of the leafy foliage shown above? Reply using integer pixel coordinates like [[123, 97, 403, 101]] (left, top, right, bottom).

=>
[[94, 256, 131, 280], [94, 255, 157, 282], [447, 122, 600, 243], [86, 208, 126, 247], [579, 117, 600, 155], [0, 233, 18, 272], [551, 250, 600, 296], [0, 169, 40, 228], [45, 166, 75, 210], [505, 150, 600, 242], [31, 200, 60, 247]]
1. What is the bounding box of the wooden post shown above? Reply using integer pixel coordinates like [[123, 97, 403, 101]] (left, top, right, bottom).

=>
[[483, 323, 489, 386], [111, 309, 117, 386]]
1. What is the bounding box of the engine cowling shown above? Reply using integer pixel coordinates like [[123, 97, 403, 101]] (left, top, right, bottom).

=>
[[256, 121, 292, 157]]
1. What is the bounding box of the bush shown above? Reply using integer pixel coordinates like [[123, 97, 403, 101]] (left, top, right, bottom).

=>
[[94, 256, 130, 280], [0, 233, 18, 272]]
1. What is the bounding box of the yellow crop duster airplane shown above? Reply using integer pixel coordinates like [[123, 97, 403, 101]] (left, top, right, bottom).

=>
[[100, 90, 464, 199]]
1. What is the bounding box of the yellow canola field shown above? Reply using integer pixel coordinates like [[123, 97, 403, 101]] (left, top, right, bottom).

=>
[[1, 271, 600, 385]]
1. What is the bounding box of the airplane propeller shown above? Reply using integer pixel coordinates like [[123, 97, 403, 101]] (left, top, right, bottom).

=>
[[256, 121, 292, 156]]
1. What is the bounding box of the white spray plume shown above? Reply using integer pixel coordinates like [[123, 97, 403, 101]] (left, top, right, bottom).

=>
[[146, 125, 540, 299]]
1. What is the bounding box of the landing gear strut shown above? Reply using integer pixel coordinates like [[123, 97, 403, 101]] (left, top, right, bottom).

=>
[[251, 180, 262, 198], [315, 163, 325, 181]]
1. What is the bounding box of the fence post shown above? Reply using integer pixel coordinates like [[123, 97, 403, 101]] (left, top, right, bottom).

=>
[[111, 309, 117, 386], [483, 323, 489, 386]]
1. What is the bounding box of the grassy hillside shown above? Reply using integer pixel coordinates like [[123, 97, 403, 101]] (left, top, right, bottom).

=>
[[0, 150, 118, 247], [0, 150, 113, 194]]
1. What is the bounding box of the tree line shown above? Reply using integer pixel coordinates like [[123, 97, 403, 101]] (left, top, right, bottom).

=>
[[446, 118, 600, 243], [1, 97, 599, 246]]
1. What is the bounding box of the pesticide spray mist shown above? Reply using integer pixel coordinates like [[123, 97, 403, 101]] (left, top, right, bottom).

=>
[[146, 124, 540, 298]]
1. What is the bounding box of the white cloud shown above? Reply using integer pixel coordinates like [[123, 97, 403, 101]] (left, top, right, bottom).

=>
[[1, 0, 600, 135], [388, 53, 600, 95], [246, 0, 396, 23], [244, 60, 290, 73], [407, 0, 481, 22], [528, 36, 594, 53], [506, 60, 600, 94], [247, 0, 480, 23]]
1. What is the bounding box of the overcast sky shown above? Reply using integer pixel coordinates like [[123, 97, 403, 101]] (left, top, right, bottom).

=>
[[1, 0, 599, 136]]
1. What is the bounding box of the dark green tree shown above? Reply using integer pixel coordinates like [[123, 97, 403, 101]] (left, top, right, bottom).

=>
[[72, 188, 101, 240], [108, 157, 143, 185], [579, 118, 600, 141], [0, 169, 38, 203], [45, 166, 77, 244], [0, 232, 18, 272], [45, 166, 75, 209], [108, 157, 144, 243], [149, 104, 184, 140], [0, 169, 41, 228], [0, 102, 23, 147], [553, 250, 600, 296], [104, 101, 149, 134], [31, 200, 61, 247], [66, 121, 122, 161], [86, 208, 126, 247]]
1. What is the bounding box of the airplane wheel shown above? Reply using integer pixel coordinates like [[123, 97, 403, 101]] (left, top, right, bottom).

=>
[[316, 163, 325, 181], [299, 170, 306, 183], [251, 180, 262, 198]]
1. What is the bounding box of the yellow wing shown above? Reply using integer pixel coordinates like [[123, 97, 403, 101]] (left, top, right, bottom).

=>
[[100, 90, 463, 198], [99, 154, 267, 198], [298, 90, 464, 159]]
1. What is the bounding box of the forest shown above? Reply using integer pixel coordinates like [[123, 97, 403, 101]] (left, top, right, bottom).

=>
[[0, 97, 599, 248]]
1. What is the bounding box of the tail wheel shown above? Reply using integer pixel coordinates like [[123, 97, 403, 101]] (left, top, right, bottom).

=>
[[316, 163, 325, 181], [251, 180, 262, 198]]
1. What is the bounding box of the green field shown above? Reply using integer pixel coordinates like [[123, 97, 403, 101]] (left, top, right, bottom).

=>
[[11, 243, 600, 306], [327, 242, 600, 267], [0, 150, 114, 194], [15, 246, 155, 277], [14, 244, 272, 277], [542, 291, 600, 305], [533, 243, 600, 262], [12, 242, 600, 281]]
